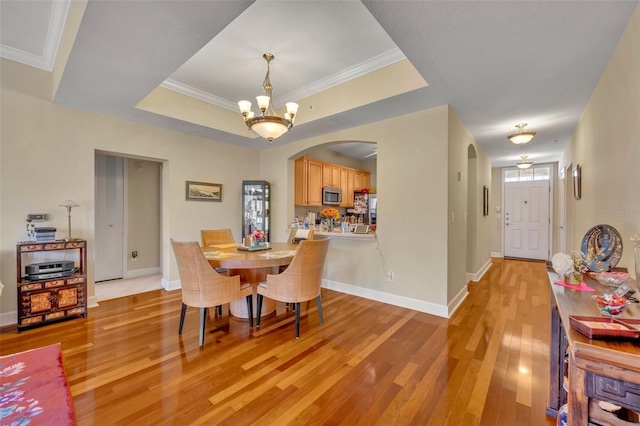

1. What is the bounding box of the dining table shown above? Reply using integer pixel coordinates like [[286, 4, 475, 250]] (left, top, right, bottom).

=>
[[203, 242, 298, 319]]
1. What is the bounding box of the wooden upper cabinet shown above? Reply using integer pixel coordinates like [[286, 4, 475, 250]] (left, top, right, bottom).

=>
[[339, 168, 349, 207], [354, 171, 370, 191], [295, 156, 369, 207], [307, 160, 323, 206], [322, 164, 341, 188], [295, 156, 323, 206]]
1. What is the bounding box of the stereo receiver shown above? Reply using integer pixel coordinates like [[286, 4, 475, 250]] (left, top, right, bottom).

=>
[[25, 261, 74, 280]]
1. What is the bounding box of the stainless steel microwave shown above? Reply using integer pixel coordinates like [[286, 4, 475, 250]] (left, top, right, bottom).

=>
[[322, 187, 342, 205]]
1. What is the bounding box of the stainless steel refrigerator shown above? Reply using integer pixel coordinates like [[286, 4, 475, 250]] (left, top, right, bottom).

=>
[[351, 192, 377, 225]]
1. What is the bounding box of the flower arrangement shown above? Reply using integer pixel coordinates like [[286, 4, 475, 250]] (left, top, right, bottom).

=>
[[319, 207, 340, 221], [551, 252, 574, 277], [252, 229, 265, 240], [552, 250, 588, 285]]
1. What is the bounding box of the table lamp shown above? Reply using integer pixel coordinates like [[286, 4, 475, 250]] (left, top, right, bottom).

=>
[[59, 200, 79, 241]]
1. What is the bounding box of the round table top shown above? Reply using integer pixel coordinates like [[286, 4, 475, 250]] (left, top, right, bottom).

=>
[[203, 242, 298, 270]]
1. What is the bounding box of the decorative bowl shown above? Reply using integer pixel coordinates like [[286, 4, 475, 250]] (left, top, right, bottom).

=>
[[589, 271, 635, 288], [593, 294, 628, 318]]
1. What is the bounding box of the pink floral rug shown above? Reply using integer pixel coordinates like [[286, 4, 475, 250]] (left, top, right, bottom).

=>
[[0, 343, 76, 425]]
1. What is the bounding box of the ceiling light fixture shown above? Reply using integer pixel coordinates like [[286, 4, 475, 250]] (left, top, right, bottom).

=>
[[238, 53, 298, 143], [507, 123, 536, 145], [516, 156, 534, 169]]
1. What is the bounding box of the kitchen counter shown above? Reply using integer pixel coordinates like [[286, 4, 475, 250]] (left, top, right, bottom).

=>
[[314, 230, 376, 239]]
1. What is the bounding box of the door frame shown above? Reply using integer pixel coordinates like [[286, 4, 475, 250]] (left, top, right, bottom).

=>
[[501, 163, 555, 261]]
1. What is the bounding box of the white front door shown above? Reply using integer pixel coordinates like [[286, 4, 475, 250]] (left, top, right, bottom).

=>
[[504, 180, 550, 260]]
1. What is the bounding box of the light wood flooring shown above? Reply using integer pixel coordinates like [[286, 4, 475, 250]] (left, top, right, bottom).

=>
[[0, 258, 557, 425]]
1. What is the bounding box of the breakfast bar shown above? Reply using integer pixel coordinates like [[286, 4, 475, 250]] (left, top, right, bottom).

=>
[[547, 268, 640, 424]]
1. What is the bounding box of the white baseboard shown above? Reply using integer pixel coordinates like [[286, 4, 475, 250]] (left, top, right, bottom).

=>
[[0, 310, 16, 327], [124, 267, 161, 279], [491, 251, 503, 258], [466, 258, 493, 283], [87, 295, 99, 308], [322, 279, 449, 318], [448, 285, 468, 317], [162, 278, 181, 291]]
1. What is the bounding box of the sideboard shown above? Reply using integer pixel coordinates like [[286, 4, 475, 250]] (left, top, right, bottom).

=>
[[547, 268, 640, 424]]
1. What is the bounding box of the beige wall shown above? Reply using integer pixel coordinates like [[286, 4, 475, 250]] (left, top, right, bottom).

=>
[[560, 5, 640, 273], [0, 87, 257, 319], [447, 108, 492, 301], [261, 107, 451, 310]]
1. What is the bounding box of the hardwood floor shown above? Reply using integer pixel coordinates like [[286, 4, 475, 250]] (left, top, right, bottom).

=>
[[0, 258, 557, 425]]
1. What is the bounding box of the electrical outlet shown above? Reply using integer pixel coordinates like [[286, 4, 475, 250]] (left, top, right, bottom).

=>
[[387, 271, 394, 282], [131, 251, 138, 260]]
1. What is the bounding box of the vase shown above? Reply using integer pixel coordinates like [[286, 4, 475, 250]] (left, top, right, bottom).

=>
[[565, 271, 582, 285], [321, 219, 334, 232]]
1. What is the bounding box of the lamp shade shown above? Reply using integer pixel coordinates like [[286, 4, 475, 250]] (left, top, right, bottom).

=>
[[59, 200, 79, 208], [507, 123, 536, 145], [516, 156, 533, 169]]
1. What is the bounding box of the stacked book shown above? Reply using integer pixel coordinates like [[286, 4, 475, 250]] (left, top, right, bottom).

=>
[[35, 227, 57, 242]]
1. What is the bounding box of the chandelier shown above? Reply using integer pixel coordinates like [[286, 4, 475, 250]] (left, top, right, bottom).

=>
[[238, 53, 299, 143], [516, 155, 534, 169], [507, 123, 536, 145]]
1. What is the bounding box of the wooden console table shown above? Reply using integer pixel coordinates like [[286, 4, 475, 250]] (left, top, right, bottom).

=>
[[547, 268, 640, 425]]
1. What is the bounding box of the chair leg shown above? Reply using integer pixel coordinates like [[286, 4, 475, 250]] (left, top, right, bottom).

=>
[[179, 303, 187, 334], [316, 295, 324, 325], [295, 302, 301, 339], [256, 294, 263, 327], [246, 295, 254, 328], [216, 305, 222, 317], [199, 308, 207, 347]]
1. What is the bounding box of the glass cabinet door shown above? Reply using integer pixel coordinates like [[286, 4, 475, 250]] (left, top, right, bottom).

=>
[[242, 180, 270, 241]]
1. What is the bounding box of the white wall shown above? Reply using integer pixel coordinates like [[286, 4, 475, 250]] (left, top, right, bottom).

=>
[[560, 5, 640, 272]]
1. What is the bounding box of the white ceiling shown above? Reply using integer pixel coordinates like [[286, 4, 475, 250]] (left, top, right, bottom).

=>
[[1, 0, 637, 166]]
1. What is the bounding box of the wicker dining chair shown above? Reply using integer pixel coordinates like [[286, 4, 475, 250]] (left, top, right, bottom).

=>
[[256, 238, 330, 338], [200, 228, 235, 247], [287, 228, 315, 244], [170, 239, 253, 346]]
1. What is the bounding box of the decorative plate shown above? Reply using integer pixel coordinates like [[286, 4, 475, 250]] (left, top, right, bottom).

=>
[[580, 224, 623, 272]]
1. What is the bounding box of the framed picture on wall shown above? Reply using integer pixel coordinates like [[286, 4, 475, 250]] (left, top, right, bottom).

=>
[[483, 185, 489, 216], [572, 164, 581, 200], [186, 181, 222, 201]]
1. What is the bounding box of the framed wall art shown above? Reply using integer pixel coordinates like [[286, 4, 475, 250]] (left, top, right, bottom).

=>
[[186, 181, 222, 202], [572, 164, 581, 200]]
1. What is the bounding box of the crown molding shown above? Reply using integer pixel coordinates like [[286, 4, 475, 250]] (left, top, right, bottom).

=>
[[0, 0, 70, 72], [275, 48, 406, 105], [161, 47, 406, 112], [160, 79, 238, 110]]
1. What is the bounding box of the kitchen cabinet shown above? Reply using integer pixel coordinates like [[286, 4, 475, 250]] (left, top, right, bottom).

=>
[[295, 156, 369, 207], [242, 180, 270, 241], [354, 171, 370, 192], [294, 156, 323, 206], [340, 168, 349, 208], [16, 240, 87, 330], [322, 164, 341, 188]]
